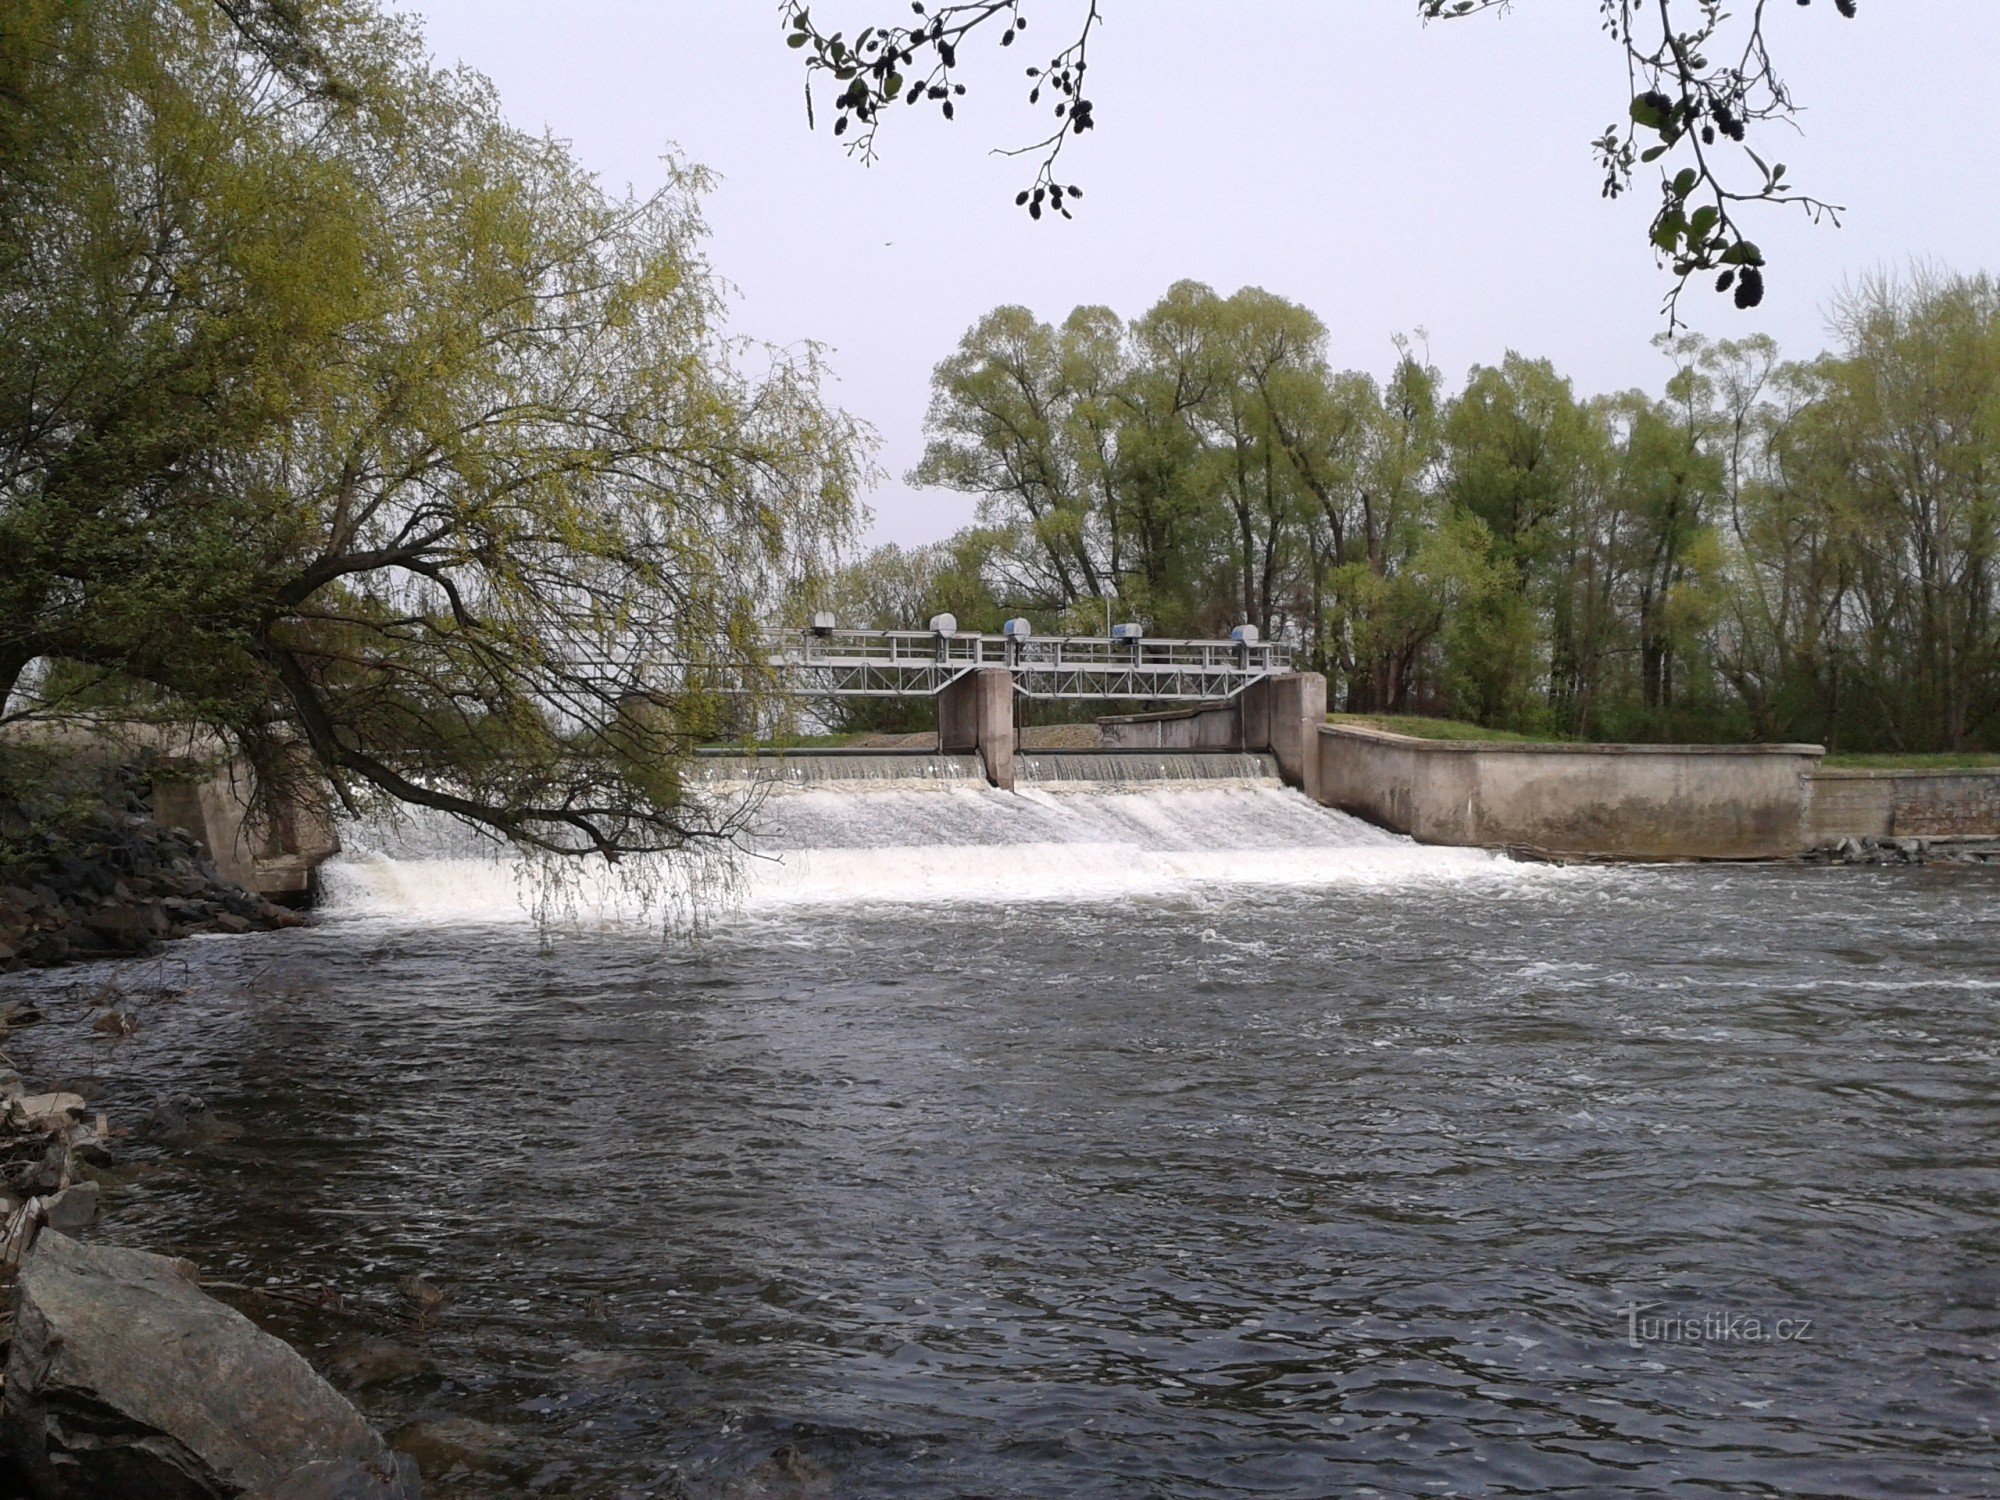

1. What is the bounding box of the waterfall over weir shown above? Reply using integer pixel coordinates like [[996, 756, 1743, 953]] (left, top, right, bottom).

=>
[[320, 752, 1509, 922]]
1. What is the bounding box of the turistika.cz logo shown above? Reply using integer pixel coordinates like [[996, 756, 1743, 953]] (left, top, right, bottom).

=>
[[1621, 1303, 1815, 1349]]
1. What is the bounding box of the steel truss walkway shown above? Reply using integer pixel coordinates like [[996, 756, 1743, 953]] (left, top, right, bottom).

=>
[[766, 627, 1291, 701]]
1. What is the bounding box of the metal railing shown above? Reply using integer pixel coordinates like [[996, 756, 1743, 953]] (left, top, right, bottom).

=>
[[765, 628, 1291, 700]]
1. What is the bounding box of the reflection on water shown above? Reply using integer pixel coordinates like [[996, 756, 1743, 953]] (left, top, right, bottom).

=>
[[4, 785, 1999, 1496]]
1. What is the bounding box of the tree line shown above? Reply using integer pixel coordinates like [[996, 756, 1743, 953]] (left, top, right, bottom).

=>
[[824, 271, 2000, 751]]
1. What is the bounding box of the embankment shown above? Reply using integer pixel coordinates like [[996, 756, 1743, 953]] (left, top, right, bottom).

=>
[[1, 763, 305, 971], [1803, 766, 2000, 843], [1315, 724, 2000, 859], [1316, 725, 1824, 860]]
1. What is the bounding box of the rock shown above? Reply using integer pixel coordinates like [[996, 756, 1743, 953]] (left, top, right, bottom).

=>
[[13, 1093, 87, 1129], [247, 1454, 421, 1500], [391, 1417, 516, 1477], [41, 1181, 98, 1234], [1839, 837, 1867, 864], [210, 912, 254, 935], [3, 1231, 411, 1499], [561, 1348, 653, 1382], [396, 1274, 446, 1324], [78, 903, 166, 951], [12, 1138, 70, 1198], [327, 1337, 433, 1391], [67, 1119, 117, 1166]]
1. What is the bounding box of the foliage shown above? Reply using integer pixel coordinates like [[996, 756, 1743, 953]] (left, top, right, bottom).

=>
[[1, 0, 867, 858], [778, 0, 1858, 317], [826, 268, 2000, 753]]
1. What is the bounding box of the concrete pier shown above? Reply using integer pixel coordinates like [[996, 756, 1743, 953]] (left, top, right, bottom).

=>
[[938, 668, 1016, 791], [152, 757, 340, 902]]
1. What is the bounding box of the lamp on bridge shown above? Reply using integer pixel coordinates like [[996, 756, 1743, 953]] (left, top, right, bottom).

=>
[[1002, 617, 1032, 665], [929, 613, 957, 665], [809, 611, 836, 636], [1231, 623, 1259, 668], [1111, 621, 1144, 663]]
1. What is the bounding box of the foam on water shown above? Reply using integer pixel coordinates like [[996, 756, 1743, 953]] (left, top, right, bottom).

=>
[[319, 761, 1515, 924]]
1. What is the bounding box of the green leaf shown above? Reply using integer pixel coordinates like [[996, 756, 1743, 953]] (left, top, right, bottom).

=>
[[1671, 167, 1698, 199]]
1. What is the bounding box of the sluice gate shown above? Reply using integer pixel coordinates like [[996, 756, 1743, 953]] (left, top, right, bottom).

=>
[[762, 624, 1328, 797]]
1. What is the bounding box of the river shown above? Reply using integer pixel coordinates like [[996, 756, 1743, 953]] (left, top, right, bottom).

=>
[[4, 771, 1997, 1496]]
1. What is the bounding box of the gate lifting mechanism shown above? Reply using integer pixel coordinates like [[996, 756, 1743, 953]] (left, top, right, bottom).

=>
[[770, 616, 1288, 701]]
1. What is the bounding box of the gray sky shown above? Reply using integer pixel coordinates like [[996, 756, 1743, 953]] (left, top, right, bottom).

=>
[[400, 2, 1997, 547]]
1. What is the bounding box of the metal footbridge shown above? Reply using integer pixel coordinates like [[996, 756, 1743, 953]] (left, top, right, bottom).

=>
[[766, 624, 1291, 701]]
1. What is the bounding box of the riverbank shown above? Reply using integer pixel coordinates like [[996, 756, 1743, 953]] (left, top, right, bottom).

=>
[[1, 765, 305, 972], [0, 1005, 422, 1496]]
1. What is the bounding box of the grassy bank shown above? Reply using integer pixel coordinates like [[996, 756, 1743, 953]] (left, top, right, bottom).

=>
[[1819, 751, 2000, 770], [1325, 713, 1562, 744], [1326, 716, 2000, 766]]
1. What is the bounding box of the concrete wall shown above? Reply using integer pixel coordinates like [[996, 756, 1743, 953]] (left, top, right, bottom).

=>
[[1804, 768, 2000, 844], [938, 668, 1015, 790], [1318, 725, 1824, 860], [151, 757, 340, 902], [1096, 674, 1328, 799], [0, 722, 338, 901], [1096, 703, 1244, 752], [1257, 675, 1326, 800]]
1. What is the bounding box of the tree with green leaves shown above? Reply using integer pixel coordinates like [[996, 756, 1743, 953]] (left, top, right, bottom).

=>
[[835, 268, 2000, 750], [2, 0, 865, 858]]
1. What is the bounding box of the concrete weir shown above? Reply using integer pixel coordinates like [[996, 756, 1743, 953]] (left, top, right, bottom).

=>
[[1316, 725, 1827, 861], [931, 669, 1330, 796]]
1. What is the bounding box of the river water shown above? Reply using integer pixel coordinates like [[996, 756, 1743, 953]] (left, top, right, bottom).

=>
[[4, 773, 1998, 1497]]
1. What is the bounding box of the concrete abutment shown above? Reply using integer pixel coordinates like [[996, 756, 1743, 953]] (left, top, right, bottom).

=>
[[938, 668, 1016, 791]]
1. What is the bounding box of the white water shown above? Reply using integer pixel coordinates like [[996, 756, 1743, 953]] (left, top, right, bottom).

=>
[[319, 760, 1516, 924]]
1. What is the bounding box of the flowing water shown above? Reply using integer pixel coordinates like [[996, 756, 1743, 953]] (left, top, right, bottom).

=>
[[4, 765, 1998, 1497]]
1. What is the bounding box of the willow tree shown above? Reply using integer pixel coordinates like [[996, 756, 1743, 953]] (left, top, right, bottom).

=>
[[0, 0, 865, 858]]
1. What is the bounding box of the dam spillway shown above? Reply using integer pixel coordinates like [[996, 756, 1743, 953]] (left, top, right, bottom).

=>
[[321, 752, 1506, 921]]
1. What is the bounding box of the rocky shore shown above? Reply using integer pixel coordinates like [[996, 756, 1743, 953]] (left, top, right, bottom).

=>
[[0, 767, 305, 972], [0, 762, 424, 1495], [1800, 834, 2000, 866], [0, 1055, 419, 1498]]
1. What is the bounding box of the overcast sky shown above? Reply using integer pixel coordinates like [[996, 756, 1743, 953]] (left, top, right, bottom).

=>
[[399, 2, 1997, 548]]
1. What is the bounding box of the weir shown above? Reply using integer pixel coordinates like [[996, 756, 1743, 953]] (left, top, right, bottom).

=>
[[321, 756, 1502, 920]]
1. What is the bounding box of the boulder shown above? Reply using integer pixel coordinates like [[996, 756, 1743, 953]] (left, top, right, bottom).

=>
[[78, 903, 166, 951], [11, 1094, 87, 1131], [388, 1418, 515, 1478], [41, 1182, 98, 1234], [326, 1338, 432, 1391], [246, 1454, 421, 1500], [3, 1231, 419, 1499]]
